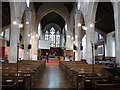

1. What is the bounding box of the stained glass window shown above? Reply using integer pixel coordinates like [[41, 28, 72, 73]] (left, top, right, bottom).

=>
[[45, 27, 60, 47], [5, 28, 10, 41], [45, 31, 49, 40], [56, 31, 60, 47]]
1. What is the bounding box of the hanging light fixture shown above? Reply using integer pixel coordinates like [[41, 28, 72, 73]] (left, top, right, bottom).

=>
[[67, 35, 70, 38], [71, 37, 74, 40], [78, 23, 81, 27], [26, 22, 29, 24], [75, 35, 78, 39], [82, 26, 87, 30], [32, 36, 34, 39], [19, 24, 23, 28], [13, 21, 17, 25], [28, 34, 30, 37], [36, 34, 38, 37], [90, 24, 94, 28]]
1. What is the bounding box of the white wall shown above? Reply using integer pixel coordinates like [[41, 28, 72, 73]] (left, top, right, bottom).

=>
[[82, 35, 86, 59], [105, 31, 115, 57]]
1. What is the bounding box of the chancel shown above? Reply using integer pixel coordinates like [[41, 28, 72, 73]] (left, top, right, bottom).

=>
[[1, 0, 120, 89]]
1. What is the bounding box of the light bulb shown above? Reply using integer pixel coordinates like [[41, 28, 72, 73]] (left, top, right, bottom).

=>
[[67, 35, 70, 38], [19, 24, 23, 28], [71, 37, 74, 40], [78, 23, 81, 27], [32, 36, 34, 38], [36, 34, 38, 37], [28, 34, 30, 37], [90, 24, 94, 28], [75, 35, 78, 38], [82, 26, 87, 30], [26, 22, 29, 24], [13, 21, 17, 25]]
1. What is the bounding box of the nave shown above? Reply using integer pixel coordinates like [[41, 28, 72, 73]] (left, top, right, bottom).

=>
[[1, 1, 120, 90], [36, 64, 71, 88]]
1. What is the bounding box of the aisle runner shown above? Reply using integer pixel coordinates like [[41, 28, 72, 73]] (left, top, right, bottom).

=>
[[43, 59, 59, 65]]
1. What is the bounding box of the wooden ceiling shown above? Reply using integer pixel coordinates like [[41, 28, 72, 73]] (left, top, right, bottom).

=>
[[41, 12, 65, 30], [95, 2, 115, 34], [36, 2, 75, 30], [2, 2, 10, 27], [33, 2, 75, 14], [2, 2, 115, 34], [33, 2, 43, 13]]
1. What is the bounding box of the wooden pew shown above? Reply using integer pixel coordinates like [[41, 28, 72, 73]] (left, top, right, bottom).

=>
[[94, 81, 120, 89], [1, 60, 46, 89], [59, 61, 111, 89]]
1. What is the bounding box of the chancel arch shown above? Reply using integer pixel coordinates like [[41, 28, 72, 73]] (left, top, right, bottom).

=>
[[36, 3, 70, 27], [37, 9, 67, 57]]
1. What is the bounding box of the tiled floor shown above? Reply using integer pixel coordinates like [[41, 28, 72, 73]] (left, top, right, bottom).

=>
[[36, 65, 71, 88]]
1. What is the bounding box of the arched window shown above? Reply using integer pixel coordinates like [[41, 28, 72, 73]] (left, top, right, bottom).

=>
[[50, 27, 55, 47], [56, 31, 60, 47], [45, 31, 49, 41], [45, 27, 60, 47]]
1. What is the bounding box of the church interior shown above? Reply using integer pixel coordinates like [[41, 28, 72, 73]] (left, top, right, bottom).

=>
[[0, 0, 120, 89]]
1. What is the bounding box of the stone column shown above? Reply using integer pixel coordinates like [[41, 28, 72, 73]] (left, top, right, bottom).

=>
[[9, 3, 20, 63], [74, 11, 82, 61], [29, 9, 38, 60], [60, 34, 65, 48], [9, 19, 20, 63], [23, 8, 32, 60], [86, 22, 95, 64], [30, 32, 38, 60], [113, 2, 120, 66], [66, 25, 73, 50]]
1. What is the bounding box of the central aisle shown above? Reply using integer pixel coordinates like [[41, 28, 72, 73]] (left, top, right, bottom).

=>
[[36, 65, 71, 88]]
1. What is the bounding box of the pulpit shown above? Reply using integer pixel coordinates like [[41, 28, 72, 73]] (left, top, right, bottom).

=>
[[64, 50, 73, 61]]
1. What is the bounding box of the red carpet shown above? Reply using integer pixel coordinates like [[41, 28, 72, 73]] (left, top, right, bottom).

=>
[[42, 59, 59, 65]]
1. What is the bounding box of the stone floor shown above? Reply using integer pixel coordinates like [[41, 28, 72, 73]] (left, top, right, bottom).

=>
[[36, 65, 71, 88]]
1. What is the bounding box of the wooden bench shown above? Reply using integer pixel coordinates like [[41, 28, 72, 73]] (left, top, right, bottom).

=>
[[59, 61, 113, 89], [1, 60, 46, 89]]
